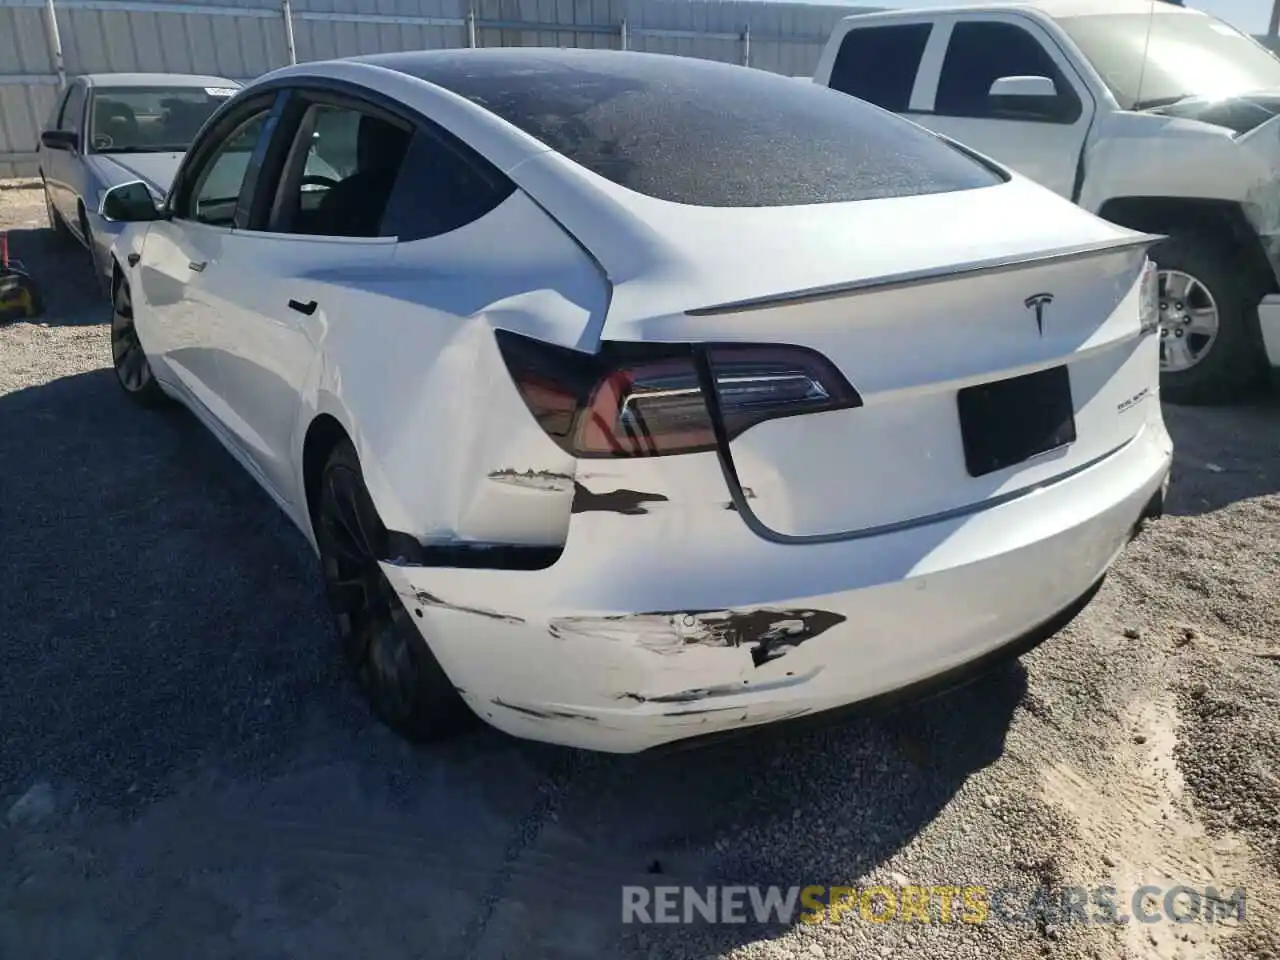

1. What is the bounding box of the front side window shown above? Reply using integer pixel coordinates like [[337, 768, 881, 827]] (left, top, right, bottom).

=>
[[88, 85, 237, 154], [57, 84, 86, 134], [186, 111, 270, 227], [935, 21, 1081, 124], [269, 102, 411, 238], [394, 49, 1003, 208], [829, 23, 933, 112], [1058, 11, 1280, 109]]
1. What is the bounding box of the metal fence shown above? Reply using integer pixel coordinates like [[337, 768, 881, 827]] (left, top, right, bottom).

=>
[[0, 0, 877, 176]]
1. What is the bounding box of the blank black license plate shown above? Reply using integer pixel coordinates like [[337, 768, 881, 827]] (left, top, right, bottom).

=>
[[957, 366, 1076, 478]]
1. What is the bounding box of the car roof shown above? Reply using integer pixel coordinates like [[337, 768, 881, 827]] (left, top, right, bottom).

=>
[[849, 0, 1207, 21], [76, 73, 240, 88], [355, 45, 772, 87]]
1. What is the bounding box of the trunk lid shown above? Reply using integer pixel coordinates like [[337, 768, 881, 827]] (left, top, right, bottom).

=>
[[559, 174, 1159, 538]]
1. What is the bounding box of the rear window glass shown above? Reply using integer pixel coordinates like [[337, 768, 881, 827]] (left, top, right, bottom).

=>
[[373, 49, 1004, 208]]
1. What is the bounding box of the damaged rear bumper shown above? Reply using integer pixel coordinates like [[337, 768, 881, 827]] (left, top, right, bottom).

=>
[[379, 422, 1172, 753]]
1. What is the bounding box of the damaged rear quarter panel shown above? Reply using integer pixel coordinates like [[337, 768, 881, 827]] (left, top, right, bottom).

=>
[[292, 190, 609, 546], [380, 450, 852, 715]]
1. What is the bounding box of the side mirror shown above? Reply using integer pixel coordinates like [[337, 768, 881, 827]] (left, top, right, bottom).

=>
[[41, 129, 79, 152], [988, 75, 1058, 99], [100, 181, 162, 223]]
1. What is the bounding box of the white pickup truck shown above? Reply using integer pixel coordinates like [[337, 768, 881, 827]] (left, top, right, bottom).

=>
[[814, 0, 1280, 404]]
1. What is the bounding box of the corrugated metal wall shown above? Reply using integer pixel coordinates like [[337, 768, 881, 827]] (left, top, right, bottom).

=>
[[0, 0, 870, 176]]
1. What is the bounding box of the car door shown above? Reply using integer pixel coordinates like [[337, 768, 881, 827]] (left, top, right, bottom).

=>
[[137, 93, 281, 422], [201, 90, 407, 503], [909, 14, 1095, 199], [46, 80, 87, 226], [39, 85, 71, 207]]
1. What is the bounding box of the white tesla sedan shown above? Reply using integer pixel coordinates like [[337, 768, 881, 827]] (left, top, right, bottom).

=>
[[101, 48, 1173, 753]]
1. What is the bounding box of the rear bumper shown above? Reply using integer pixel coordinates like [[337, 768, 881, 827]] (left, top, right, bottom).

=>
[[1259, 293, 1280, 369], [381, 419, 1172, 753]]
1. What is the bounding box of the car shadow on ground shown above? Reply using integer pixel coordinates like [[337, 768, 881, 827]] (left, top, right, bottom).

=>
[[0, 368, 1027, 959], [1, 219, 105, 327], [1162, 394, 1280, 517]]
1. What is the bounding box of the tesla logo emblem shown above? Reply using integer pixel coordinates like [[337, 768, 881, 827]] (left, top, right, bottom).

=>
[[1024, 293, 1054, 335]]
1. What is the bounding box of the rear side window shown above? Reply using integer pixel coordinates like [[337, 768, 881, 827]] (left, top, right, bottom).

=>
[[380, 127, 515, 242], [935, 21, 1081, 123], [391, 50, 1002, 208], [828, 24, 932, 112]]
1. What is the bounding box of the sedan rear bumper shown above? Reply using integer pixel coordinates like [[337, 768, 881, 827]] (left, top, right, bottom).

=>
[[380, 418, 1172, 752]]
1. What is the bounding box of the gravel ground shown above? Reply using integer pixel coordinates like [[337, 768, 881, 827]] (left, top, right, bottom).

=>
[[2, 178, 1280, 960]]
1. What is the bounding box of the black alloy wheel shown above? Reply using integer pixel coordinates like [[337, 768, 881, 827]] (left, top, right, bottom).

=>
[[110, 273, 165, 406], [315, 440, 473, 742]]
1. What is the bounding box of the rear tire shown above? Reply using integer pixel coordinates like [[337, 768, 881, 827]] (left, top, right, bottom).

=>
[[1152, 231, 1266, 405], [110, 271, 167, 407], [313, 439, 475, 743]]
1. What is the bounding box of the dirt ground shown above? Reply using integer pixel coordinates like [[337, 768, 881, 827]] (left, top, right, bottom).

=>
[[1, 178, 1279, 960]]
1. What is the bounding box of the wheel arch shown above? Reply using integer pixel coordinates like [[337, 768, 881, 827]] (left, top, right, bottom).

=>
[[1097, 196, 1277, 298], [302, 412, 352, 529]]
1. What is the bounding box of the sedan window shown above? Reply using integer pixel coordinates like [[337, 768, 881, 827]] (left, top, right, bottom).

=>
[[88, 86, 237, 154], [57, 83, 86, 134], [271, 103, 412, 238], [187, 111, 270, 227]]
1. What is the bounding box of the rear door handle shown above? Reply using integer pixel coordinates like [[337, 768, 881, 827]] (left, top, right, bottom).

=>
[[288, 298, 318, 316], [188, 261, 206, 272]]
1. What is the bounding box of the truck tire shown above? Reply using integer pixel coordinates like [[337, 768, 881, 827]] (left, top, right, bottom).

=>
[[1151, 231, 1265, 405]]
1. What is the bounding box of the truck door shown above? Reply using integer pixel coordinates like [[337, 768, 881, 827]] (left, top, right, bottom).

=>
[[910, 14, 1095, 199]]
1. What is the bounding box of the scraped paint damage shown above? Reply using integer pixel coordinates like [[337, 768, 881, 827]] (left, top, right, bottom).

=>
[[486, 468, 574, 494], [571, 482, 670, 515], [491, 698, 600, 722], [548, 607, 846, 667], [410, 589, 526, 624]]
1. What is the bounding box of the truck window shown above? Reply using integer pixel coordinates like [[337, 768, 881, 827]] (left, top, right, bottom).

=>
[[1058, 11, 1280, 109], [828, 24, 932, 112], [935, 21, 1081, 124]]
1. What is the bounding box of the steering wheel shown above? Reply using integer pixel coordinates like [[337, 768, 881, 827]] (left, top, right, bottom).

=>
[[299, 174, 340, 190]]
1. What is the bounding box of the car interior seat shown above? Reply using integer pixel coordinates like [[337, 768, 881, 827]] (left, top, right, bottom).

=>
[[160, 99, 210, 148], [311, 115, 411, 237], [93, 100, 139, 149]]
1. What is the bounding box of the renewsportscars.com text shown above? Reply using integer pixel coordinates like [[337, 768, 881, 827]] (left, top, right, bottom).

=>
[[621, 884, 1246, 926]]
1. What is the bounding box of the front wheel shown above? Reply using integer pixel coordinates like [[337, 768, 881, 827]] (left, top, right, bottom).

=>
[[1153, 232, 1266, 405], [110, 272, 166, 407], [314, 439, 475, 743]]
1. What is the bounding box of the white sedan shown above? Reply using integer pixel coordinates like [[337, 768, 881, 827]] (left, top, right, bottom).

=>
[[101, 48, 1173, 753]]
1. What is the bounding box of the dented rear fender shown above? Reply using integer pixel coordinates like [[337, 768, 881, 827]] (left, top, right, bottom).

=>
[[289, 190, 610, 550]]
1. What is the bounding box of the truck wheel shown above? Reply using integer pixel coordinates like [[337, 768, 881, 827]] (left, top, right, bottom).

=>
[[1151, 232, 1265, 405]]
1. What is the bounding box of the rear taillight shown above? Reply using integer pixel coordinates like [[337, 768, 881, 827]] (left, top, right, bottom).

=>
[[495, 330, 861, 458]]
